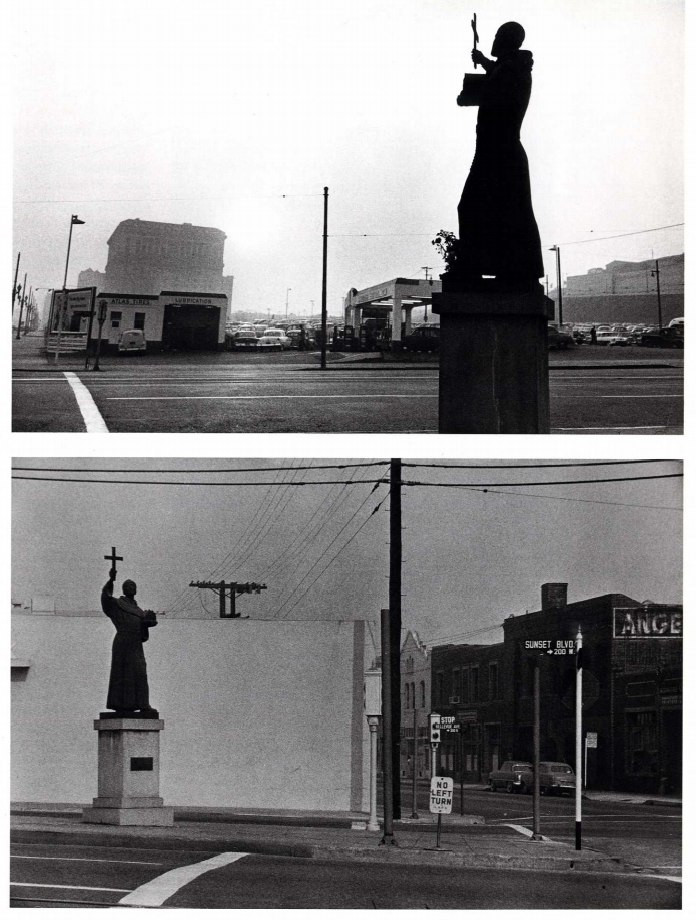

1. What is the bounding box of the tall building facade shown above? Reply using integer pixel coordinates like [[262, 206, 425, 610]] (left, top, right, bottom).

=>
[[104, 219, 228, 296]]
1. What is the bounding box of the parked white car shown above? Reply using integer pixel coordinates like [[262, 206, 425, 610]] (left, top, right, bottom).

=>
[[262, 328, 291, 348]]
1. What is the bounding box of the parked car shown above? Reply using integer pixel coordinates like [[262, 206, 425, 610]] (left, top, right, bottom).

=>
[[488, 761, 533, 793], [226, 334, 258, 351], [256, 334, 283, 351], [519, 762, 576, 796], [117, 329, 147, 353], [262, 327, 291, 348], [401, 324, 440, 352], [638, 325, 684, 348], [547, 322, 575, 349]]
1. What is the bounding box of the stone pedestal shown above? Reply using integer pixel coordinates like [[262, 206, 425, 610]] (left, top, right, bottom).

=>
[[82, 716, 173, 826], [432, 288, 554, 433]]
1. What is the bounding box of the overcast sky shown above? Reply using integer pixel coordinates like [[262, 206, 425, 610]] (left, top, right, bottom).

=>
[[11, 459, 682, 655], [12, 0, 684, 319]]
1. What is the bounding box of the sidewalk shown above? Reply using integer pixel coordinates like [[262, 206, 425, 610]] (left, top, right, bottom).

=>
[[10, 803, 630, 873]]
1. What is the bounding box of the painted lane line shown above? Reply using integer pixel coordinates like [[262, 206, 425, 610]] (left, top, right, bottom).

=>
[[554, 394, 681, 399], [63, 373, 109, 432], [106, 393, 438, 401], [118, 851, 249, 907], [11, 882, 131, 893], [553, 426, 671, 431], [12, 854, 163, 865]]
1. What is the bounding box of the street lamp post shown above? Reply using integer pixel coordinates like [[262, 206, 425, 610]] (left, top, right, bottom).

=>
[[285, 287, 291, 321], [92, 299, 108, 372], [54, 215, 85, 362], [549, 245, 562, 325]]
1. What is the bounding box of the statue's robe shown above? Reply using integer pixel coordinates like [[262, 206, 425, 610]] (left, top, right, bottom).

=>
[[457, 49, 544, 286], [101, 581, 155, 711]]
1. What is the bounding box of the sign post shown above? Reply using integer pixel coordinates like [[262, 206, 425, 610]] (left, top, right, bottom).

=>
[[575, 626, 583, 850], [585, 732, 597, 789], [429, 776, 453, 849]]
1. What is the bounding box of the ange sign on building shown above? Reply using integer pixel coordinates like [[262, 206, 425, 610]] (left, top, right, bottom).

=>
[[613, 606, 682, 639]]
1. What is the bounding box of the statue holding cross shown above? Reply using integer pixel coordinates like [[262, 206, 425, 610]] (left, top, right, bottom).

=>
[[101, 547, 159, 716]]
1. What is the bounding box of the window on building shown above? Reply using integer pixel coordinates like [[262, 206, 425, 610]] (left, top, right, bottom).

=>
[[462, 667, 470, 703], [489, 662, 499, 700], [110, 311, 122, 329], [435, 671, 444, 707], [133, 312, 146, 330], [411, 682, 415, 711], [452, 669, 461, 700], [405, 683, 410, 709], [420, 680, 426, 708], [471, 666, 479, 701]]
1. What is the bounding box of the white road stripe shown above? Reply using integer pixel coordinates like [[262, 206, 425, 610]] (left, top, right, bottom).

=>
[[106, 393, 439, 401], [12, 854, 162, 865], [63, 372, 109, 432], [11, 882, 131, 893], [503, 824, 543, 838], [118, 851, 249, 907]]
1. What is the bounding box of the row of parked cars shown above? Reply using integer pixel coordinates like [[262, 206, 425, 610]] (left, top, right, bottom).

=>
[[563, 318, 684, 348], [225, 322, 318, 351], [488, 760, 576, 796]]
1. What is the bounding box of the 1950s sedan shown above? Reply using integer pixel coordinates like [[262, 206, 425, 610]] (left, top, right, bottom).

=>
[[488, 761, 533, 793]]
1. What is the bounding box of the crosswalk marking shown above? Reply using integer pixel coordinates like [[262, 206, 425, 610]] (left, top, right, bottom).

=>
[[118, 851, 249, 907]]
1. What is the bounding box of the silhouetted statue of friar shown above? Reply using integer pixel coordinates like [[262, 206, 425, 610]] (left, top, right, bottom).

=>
[[454, 20, 544, 291], [101, 558, 159, 716]]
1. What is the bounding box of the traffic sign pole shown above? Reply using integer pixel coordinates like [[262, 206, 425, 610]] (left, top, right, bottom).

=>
[[575, 626, 583, 850], [532, 662, 541, 839]]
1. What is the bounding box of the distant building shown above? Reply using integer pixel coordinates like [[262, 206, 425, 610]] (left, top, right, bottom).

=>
[[77, 268, 106, 290], [104, 219, 228, 296], [553, 253, 683, 325], [400, 631, 430, 780]]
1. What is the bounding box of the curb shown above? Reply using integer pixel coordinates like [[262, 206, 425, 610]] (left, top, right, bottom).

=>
[[9, 825, 628, 873]]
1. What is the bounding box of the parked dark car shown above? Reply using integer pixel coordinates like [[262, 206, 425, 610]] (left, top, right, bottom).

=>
[[638, 325, 684, 348], [519, 761, 576, 796], [226, 334, 258, 351], [547, 322, 576, 349], [401, 325, 440, 352], [488, 761, 533, 793]]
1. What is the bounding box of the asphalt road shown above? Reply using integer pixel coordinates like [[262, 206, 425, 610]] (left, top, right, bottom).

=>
[[399, 786, 681, 876], [10, 841, 681, 909], [12, 358, 684, 433]]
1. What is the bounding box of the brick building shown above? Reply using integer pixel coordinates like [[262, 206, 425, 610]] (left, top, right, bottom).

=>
[[429, 584, 682, 793], [104, 219, 233, 299]]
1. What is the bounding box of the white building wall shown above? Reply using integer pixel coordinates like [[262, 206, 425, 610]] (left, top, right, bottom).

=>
[[11, 615, 370, 812]]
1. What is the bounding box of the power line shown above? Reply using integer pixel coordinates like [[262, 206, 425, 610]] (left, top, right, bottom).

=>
[[11, 475, 388, 487], [402, 473, 682, 488], [403, 460, 676, 471], [559, 223, 683, 247], [12, 462, 387, 475], [13, 472, 681, 488], [447, 487, 681, 512]]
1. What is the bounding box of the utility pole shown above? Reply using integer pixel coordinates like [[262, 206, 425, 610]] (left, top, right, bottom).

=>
[[550, 245, 562, 325], [12, 252, 20, 315], [389, 458, 402, 820], [651, 259, 663, 329], [320, 186, 328, 370], [189, 580, 267, 618]]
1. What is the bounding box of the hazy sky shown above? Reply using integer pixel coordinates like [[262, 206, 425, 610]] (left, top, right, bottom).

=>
[[12, 0, 684, 318], [11, 459, 682, 656]]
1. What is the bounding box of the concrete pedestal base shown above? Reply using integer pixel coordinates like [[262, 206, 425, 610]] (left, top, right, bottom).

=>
[[82, 716, 173, 827], [432, 289, 554, 433]]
